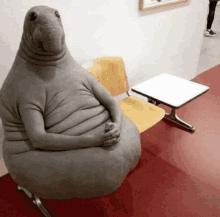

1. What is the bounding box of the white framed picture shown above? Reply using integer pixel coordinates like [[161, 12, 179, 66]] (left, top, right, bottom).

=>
[[139, 0, 189, 11]]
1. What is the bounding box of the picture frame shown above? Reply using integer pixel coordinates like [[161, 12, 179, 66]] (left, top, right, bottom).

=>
[[139, 0, 188, 11]]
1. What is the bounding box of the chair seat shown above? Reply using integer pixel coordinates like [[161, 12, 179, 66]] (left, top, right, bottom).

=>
[[119, 96, 165, 133]]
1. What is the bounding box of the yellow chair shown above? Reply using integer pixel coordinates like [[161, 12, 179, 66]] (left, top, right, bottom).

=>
[[88, 57, 165, 133]]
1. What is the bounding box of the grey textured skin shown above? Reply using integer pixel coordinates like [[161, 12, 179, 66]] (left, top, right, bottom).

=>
[[0, 5, 141, 199]]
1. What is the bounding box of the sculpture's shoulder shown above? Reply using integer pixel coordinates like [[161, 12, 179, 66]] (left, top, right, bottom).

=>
[[2, 55, 47, 90], [54, 59, 96, 93], [0, 58, 47, 119]]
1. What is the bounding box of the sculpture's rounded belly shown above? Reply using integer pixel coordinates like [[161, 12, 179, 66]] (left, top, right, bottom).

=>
[[4, 115, 141, 199]]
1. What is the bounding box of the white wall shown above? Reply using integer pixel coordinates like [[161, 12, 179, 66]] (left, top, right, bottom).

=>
[[0, 0, 208, 87], [0, 0, 208, 175]]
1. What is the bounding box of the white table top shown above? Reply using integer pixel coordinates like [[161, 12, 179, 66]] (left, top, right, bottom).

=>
[[131, 73, 209, 108]]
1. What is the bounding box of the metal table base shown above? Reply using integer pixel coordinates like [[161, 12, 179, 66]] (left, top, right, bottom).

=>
[[148, 99, 195, 133]]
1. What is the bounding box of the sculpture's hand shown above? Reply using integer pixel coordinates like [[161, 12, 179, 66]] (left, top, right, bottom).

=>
[[102, 122, 121, 147]]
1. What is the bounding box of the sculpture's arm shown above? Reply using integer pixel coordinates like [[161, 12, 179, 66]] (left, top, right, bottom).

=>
[[87, 74, 123, 130], [18, 103, 115, 151]]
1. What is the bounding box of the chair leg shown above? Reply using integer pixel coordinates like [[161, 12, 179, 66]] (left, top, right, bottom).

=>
[[17, 185, 51, 217], [33, 195, 52, 217]]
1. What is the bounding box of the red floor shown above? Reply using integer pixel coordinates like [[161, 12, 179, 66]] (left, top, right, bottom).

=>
[[0, 66, 220, 216]]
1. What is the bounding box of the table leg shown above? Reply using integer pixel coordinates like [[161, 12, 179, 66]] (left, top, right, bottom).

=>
[[164, 108, 195, 133], [148, 98, 160, 106]]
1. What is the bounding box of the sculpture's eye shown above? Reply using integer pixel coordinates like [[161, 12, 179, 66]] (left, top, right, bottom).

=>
[[29, 12, 37, 21], [55, 11, 60, 18]]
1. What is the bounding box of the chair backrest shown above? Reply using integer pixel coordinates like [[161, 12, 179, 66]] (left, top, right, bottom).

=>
[[88, 57, 129, 96]]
